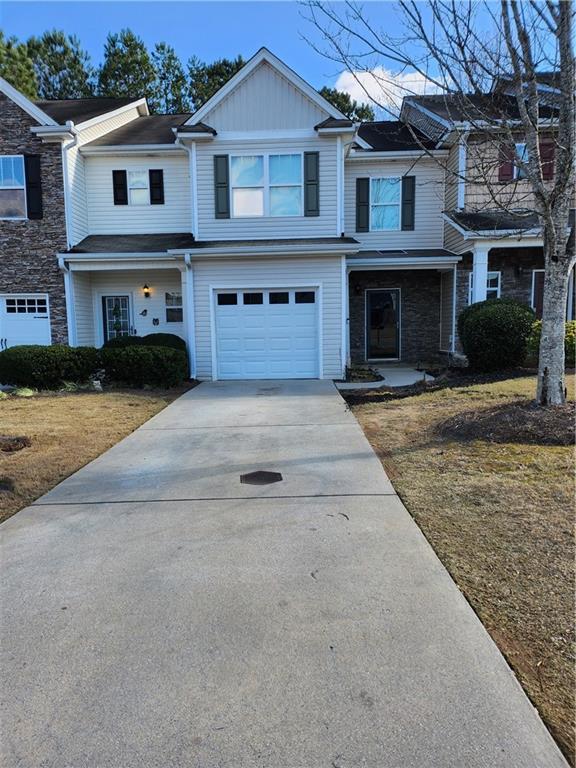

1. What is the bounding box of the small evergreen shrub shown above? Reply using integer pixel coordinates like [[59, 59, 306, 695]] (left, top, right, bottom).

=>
[[458, 299, 535, 371], [526, 320, 576, 367], [0, 345, 100, 389], [142, 333, 186, 351], [100, 346, 188, 388], [102, 335, 143, 348]]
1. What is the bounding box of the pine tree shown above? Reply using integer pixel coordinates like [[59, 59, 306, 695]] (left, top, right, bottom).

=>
[[97, 29, 157, 106], [152, 42, 189, 113], [318, 87, 375, 122], [187, 55, 245, 110], [0, 32, 37, 99], [27, 30, 94, 100]]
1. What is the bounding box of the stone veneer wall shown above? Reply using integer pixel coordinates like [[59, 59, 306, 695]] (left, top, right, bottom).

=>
[[0, 94, 68, 343], [348, 270, 442, 364]]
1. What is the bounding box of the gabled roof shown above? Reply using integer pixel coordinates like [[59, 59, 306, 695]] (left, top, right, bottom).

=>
[[36, 97, 140, 125], [0, 76, 58, 126], [358, 121, 436, 151], [84, 114, 192, 147], [185, 47, 348, 126], [406, 92, 559, 125]]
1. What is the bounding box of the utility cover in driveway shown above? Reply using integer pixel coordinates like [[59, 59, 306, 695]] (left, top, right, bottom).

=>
[[240, 470, 283, 485]]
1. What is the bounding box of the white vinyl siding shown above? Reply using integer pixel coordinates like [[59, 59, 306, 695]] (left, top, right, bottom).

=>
[[201, 61, 329, 131], [71, 272, 95, 346], [84, 155, 190, 234], [196, 137, 337, 240], [192, 256, 343, 380], [345, 158, 445, 248]]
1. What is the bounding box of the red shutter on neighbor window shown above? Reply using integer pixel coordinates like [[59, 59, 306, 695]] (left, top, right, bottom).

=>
[[498, 144, 514, 181], [539, 141, 555, 181], [533, 271, 544, 319]]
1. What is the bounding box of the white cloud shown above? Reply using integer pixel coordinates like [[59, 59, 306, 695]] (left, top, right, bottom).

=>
[[335, 67, 440, 116]]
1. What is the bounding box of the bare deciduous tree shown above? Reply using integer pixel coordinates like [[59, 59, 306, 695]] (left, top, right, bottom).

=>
[[303, 0, 575, 405]]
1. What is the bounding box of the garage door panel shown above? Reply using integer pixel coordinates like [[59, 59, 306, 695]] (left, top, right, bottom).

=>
[[0, 294, 51, 349]]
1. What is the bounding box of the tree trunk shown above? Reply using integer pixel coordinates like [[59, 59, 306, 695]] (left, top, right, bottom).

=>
[[536, 254, 570, 405]]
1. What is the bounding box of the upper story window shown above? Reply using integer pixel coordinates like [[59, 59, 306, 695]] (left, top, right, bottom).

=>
[[128, 170, 149, 205], [230, 154, 302, 217], [514, 143, 528, 180], [0, 155, 26, 219], [370, 177, 401, 231]]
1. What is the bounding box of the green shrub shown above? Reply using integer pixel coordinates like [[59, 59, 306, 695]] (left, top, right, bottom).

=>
[[103, 335, 143, 348], [526, 320, 576, 367], [458, 299, 535, 371], [0, 345, 100, 389], [100, 346, 187, 387], [142, 333, 186, 351]]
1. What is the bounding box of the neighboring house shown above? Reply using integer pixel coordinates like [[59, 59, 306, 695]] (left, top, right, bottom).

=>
[[0, 76, 148, 350], [0, 51, 573, 379]]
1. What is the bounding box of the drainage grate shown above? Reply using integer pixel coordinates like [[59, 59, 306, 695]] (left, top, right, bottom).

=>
[[240, 470, 283, 485]]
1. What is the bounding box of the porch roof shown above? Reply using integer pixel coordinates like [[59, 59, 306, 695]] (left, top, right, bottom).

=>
[[68, 233, 197, 253], [347, 248, 461, 269]]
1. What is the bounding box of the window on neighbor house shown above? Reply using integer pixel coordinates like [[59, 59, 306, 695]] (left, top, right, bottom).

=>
[[128, 170, 149, 205], [0, 155, 26, 219], [230, 154, 302, 217], [165, 292, 183, 322], [468, 271, 501, 304], [514, 143, 529, 180], [370, 177, 401, 231]]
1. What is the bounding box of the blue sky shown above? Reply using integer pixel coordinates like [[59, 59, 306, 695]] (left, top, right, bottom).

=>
[[0, 1, 384, 91]]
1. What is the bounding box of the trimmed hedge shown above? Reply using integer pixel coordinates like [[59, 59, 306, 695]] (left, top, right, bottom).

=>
[[102, 335, 143, 348], [100, 346, 188, 388], [526, 320, 576, 367], [0, 345, 100, 389], [103, 333, 186, 351], [458, 298, 535, 371]]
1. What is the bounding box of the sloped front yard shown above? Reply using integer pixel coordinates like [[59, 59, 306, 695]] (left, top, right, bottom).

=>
[[345, 374, 575, 765], [0, 388, 189, 524]]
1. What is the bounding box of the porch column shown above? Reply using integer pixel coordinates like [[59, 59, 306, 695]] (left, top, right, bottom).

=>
[[182, 255, 197, 379], [471, 246, 489, 303], [58, 257, 77, 346]]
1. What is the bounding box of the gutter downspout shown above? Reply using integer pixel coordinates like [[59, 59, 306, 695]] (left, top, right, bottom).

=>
[[58, 256, 76, 346], [183, 253, 197, 378], [451, 263, 457, 355]]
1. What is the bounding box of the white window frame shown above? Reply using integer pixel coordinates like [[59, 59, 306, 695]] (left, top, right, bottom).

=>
[[165, 291, 183, 323], [468, 270, 501, 304], [0, 154, 27, 220], [127, 169, 150, 206], [530, 269, 544, 313], [514, 143, 528, 180], [229, 152, 304, 218], [369, 176, 402, 232]]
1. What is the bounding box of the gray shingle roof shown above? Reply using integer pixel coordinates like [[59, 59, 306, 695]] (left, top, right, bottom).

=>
[[408, 93, 558, 124], [358, 121, 436, 151], [85, 115, 192, 146], [36, 97, 138, 124]]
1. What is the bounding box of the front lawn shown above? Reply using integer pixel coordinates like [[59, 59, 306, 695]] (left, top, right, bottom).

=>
[[345, 373, 575, 764], [0, 387, 189, 524]]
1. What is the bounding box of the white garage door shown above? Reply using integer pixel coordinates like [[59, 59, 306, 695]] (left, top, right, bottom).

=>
[[215, 288, 319, 379], [0, 294, 51, 350]]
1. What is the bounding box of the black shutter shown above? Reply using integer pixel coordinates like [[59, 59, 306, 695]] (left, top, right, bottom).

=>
[[214, 155, 230, 219], [24, 155, 42, 219], [149, 169, 164, 204], [401, 175, 415, 231], [112, 170, 128, 205], [498, 144, 514, 182], [356, 177, 369, 232], [304, 151, 319, 217]]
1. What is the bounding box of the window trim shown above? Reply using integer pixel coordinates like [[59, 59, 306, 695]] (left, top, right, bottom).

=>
[[127, 169, 150, 206], [0, 154, 27, 221], [468, 271, 501, 304], [229, 152, 304, 218], [165, 291, 183, 323], [369, 175, 402, 232]]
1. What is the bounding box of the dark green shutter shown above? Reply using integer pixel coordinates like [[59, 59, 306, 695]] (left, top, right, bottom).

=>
[[356, 177, 369, 232], [214, 155, 230, 219], [401, 176, 415, 231], [304, 151, 319, 217], [112, 170, 128, 205], [149, 169, 164, 204], [24, 155, 42, 219]]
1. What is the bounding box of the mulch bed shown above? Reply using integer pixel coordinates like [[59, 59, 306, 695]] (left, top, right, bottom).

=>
[[436, 400, 575, 446], [0, 436, 31, 453]]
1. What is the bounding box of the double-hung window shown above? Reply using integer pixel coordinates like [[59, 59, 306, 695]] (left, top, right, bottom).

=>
[[0, 155, 26, 219], [165, 292, 183, 323], [514, 143, 528, 180], [230, 154, 302, 217], [370, 177, 401, 230], [128, 170, 149, 205], [468, 271, 501, 303]]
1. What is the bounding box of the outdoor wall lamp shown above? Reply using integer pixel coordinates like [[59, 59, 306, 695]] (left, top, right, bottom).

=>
[[143, 284, 151, 298]]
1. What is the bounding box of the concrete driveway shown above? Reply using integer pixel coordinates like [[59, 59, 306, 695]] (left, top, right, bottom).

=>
[[0, 380, 567, 767]]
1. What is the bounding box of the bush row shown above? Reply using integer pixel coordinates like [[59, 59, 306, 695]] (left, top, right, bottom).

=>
[[526, 319, 576, 368], [103, 332, 187, 351], [0, 335, 188, 389]]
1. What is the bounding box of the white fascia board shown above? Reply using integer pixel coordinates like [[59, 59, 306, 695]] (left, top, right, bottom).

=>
[[174, 132, 215, 142], [80, 144, 186, 155], [468, 236, 544, 249], [169, 244, 359, 258], [348, 257, 462, 269], [60, 253, 182, 270], [441, 212, 542, 240], [74, 98, 148, 131], [316, 127, 356, 136], [0, 76, 59, 126], [30, 124, 76, 142], [353, 135, 373, 150], [185, 47, 347, 126], [348, 148, 449, 160]]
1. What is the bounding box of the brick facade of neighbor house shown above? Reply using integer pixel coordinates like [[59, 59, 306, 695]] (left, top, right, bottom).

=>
[[348, 270, 442, 364], [0, 94, 68, 343]]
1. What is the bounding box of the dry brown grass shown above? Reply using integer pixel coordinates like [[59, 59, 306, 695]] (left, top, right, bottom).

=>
[[348, 374, 575, 765], [0, 387, 188, 524]]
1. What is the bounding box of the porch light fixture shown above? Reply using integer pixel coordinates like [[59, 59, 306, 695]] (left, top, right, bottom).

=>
[[143, 284, 151, 299]]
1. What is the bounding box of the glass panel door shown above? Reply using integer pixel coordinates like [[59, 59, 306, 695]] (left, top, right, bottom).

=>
[[103, 295, 131, 341], [366, 289, 400, 359]]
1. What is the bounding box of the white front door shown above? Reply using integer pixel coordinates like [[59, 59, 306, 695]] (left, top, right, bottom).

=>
[[0, 294, 51, 350], [214, 288, 319, 379]]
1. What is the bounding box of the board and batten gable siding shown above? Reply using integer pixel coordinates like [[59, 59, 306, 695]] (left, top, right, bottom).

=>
[[200, 61, 329, 132], [84, 154, 190, 234], [68, 105, 144, 245], [191, 256, 343, 380], [196, 137, 338, 240], [344, 157, 445, 248]]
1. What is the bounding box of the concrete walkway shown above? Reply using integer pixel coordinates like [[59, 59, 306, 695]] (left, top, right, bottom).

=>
[[335, 365, 434, 391], [0, 381, 566, 768]]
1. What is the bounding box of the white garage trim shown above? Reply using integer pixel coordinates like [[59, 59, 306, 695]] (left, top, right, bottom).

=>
[[209, 281, 323, 381], [0, 293, 52, 349]]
